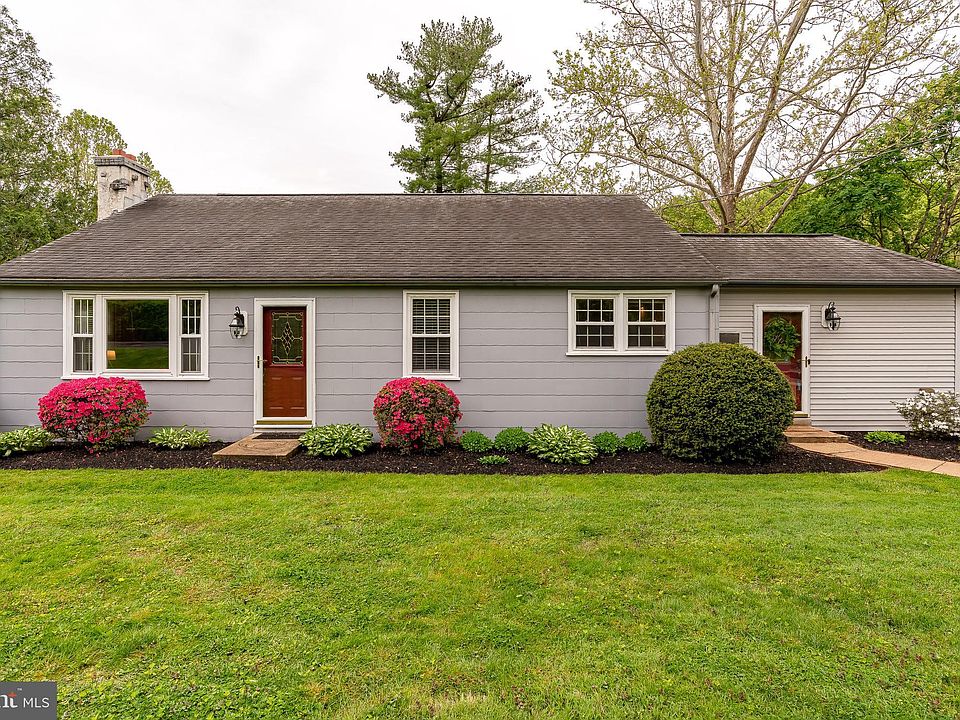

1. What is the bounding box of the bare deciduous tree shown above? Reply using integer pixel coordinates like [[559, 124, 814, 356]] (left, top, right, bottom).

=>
[[548, 0, 960, 232]]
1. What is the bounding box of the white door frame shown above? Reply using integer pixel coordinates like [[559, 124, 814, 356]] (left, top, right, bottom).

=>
[[754, 304, 810, 415], [253, 297, 316, 430]]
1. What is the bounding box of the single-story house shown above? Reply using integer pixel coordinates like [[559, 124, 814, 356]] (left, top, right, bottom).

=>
[[2, 153, 960, 440]]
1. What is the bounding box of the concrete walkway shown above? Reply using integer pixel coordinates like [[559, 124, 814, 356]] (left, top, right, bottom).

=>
[[787, 426, 960, 477]]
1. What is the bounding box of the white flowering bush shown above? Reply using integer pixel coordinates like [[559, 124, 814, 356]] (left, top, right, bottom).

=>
[[892, 390, 960, 437]]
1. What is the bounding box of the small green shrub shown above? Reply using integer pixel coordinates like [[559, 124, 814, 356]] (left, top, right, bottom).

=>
[[478, 454, 509, 466], [493, 427, 530, 452], [148, 426, 211, 450], [527, 424, 597, 465], [300, 424, 373, 457], [621, 431, 649, 452], [593, 431, 621, 455], [647, 343, 795, 464], [460, 430, 494, 453], [0, 426, 52, 457], [864, 430, 907, 445]]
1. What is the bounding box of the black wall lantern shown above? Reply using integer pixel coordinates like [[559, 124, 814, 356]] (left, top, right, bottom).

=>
[[229, 306, 248, 338], [823, 302, 842, 331]]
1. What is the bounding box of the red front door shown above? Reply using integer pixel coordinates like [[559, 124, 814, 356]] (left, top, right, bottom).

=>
[[262, 307, 307, 417]]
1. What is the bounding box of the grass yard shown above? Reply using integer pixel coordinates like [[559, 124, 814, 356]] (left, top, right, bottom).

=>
[[1, 469, 959, 719]]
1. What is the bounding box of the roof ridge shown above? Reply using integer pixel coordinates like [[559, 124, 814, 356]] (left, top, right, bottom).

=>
[[155, 192, 651, 198], [680, 232, 836, 238], [825, 234, 960, 276]]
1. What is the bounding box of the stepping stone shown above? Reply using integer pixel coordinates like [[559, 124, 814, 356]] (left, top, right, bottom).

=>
[[213, 434, 300, 457]]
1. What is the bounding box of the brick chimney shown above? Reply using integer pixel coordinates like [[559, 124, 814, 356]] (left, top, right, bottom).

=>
[[92, 149, 153, 221]]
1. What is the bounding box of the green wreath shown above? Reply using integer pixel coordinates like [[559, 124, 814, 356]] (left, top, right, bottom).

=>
[[763, 316, 801, 362]]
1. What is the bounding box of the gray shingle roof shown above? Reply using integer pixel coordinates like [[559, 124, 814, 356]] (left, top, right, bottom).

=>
[[0, 194, 718, 285], [1, 195, 958, 286], [684, 233, 960, 285]]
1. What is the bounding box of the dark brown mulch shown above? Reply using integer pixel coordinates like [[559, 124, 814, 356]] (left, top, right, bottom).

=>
[[0, 441, 879, 475], [846, 431, 960, 463]]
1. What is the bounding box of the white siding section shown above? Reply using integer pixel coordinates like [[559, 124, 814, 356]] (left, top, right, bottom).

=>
[[720, 287, 958, 431]]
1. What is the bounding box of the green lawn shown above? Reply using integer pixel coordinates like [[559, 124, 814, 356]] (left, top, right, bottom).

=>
[[1, 469, 958, 719]]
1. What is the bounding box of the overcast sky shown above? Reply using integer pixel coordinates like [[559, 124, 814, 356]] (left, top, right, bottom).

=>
[[7, 0, 606, 193]]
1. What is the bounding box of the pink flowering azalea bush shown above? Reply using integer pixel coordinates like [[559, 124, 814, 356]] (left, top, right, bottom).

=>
[[38, 377, 150, 452], [373, 377, 461, 453]]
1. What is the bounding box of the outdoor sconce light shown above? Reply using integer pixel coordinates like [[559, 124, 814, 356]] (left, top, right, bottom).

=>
[[229, 306, 248, 338], [822, 302, 842, 331]]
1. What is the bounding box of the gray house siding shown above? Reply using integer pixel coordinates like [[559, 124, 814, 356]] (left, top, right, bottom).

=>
[[0, 286, 710, 440], [719, 286, 959, 431]]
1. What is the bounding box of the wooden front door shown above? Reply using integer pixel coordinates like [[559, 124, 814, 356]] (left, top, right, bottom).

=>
[[262, 307, 307, 417], [760, 310, 806, 412]]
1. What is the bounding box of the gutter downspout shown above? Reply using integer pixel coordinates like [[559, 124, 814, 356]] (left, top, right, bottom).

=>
[[709, 284, 720, 342]]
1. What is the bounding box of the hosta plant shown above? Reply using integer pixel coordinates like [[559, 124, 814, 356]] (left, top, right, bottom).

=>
[[863, 430, 907, 445], [373, 377, 461, 453], [0, 426, 52, 457], [460, 430, 494, 452], [477, 454, 509, 466], [149, 426, 211, 450], [493, 427, 530, 452], [621, 431, 649, 452], [527, 424, 598, 465], [38, 377, 149, 452], [299, 424, 373, 457], [893, 390, 960, 438], [593, 431, 621, 455]]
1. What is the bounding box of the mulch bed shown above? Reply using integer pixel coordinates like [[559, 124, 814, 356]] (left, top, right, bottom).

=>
[[846, 431, 960, 463], [0, 441, 878, 475]]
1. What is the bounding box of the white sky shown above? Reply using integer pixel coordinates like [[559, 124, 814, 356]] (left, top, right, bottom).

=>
[[7, 0, 606, 193]]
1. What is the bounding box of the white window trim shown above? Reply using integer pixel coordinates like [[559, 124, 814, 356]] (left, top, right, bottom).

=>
[[253, 297, 317, 430], [567, 290, 676, 356], [402, 290, 460, 381], [62, 291, 210, 380]]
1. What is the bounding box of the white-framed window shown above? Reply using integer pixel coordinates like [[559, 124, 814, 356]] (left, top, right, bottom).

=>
[[567, 290, 675, 355], [402, 291, 459, 380], [63, 291, 209, 380]]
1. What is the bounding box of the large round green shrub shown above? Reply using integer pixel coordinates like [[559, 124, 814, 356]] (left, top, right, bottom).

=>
[[646, 343, 795, 463]]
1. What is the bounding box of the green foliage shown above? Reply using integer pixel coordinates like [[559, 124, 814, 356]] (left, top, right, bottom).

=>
[[621, 431, 649, 452], [547, 0, 958, 232], [148, 426, 210, 450], [592, 431, 621, 456], [527, 424, 597, 465], [368, 16, 542, 193], [460, 430, 494, 453], [0, 6, 172, 263], [864, 431, 907, 445], [647, 343, 795, 463], [0, 426, 51, 457], [493, 426, 530, 452], [299, 424, 373, 458], [477, 454, 509, 465], [778, 71, 960, 266], [762, 316, 801, 361]]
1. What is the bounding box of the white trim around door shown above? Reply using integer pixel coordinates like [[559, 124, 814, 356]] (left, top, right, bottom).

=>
[[753, 304, 810, 416], [253, 297, 316, 431]]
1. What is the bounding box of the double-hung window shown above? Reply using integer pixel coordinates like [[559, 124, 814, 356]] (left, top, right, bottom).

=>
[[568, 291, 675, 355], [403, 291, 459, 380], [64, 292, 209, 379]]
